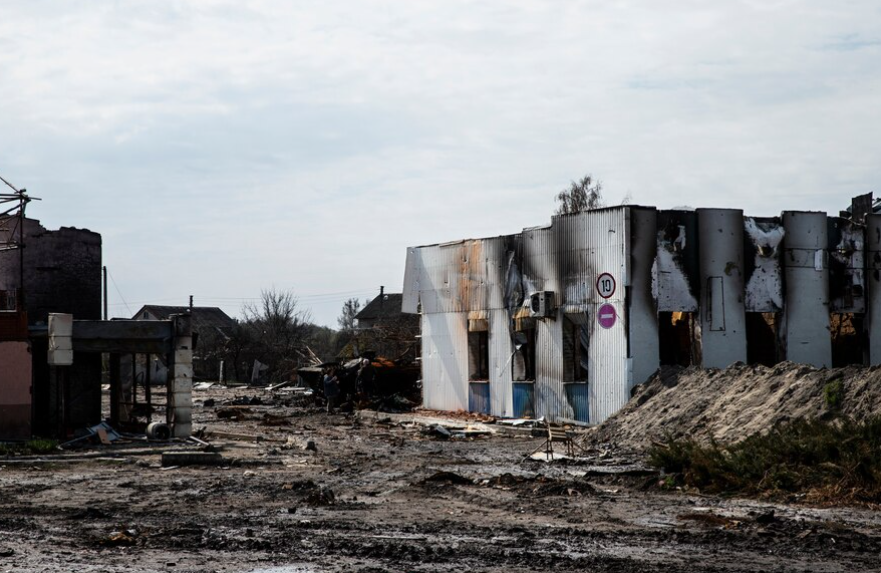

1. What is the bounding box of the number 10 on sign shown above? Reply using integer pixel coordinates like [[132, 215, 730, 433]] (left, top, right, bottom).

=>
[[596, 273, 615, 299]]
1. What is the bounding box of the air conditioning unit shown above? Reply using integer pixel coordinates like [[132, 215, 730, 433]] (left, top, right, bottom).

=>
[[528, 291, 555, 318]]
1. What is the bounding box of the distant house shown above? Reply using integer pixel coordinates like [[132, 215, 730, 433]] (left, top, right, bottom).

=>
[[132, 305, 236, 381], [352, 293, 419, 361]]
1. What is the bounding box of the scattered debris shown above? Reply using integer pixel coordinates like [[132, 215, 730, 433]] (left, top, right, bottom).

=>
[[425, 424, 451, 440], [146, 422, 171, 441], [60, 422, 122, 449], [305, 486, 336, 506], [216, 407, 252, 421], [161, 451, 225, 467], [100, 529, 138, 547]]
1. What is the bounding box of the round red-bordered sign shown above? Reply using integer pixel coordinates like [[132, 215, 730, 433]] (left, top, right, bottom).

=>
[[596, 273, 616, 299], [597, 303, 617, 329]]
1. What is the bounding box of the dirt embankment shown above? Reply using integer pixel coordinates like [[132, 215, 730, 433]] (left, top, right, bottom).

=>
[[588, 362, 881, 449]]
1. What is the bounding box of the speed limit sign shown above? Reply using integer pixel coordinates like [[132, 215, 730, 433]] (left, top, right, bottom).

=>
[[596, 273, 616, 299]]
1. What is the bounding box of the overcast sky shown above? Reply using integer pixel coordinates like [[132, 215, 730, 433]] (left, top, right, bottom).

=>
[[1, 1, 879, 326]]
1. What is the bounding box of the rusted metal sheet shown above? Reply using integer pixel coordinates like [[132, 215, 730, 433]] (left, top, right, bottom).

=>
[[402, 235, 520, 316], [697, 209, 747, 368], [828, 217, 866, 313], [781, 211, 831, 367], [654, 210, 699, 312], [743, 217, 784, 312]]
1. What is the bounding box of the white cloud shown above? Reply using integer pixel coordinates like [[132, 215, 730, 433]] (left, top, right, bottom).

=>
[[0, 1, 879, 325]]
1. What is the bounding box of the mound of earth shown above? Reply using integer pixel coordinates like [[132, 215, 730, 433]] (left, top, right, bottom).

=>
[[587, 361, 881, 449]]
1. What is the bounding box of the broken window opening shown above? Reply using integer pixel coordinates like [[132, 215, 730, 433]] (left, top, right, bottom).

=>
[[106, 352, 160, 433], [468, 330, 490, 381], [512, 327, 536, 382], [831, 313, 866, 367], [659, 311, 698, 366], [563, 316, 588, 382], [746, 312, 780, 367]]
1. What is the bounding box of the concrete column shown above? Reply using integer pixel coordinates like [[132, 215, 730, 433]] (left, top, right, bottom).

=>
[[697, 209, 747, 368], [781, 211, 831, 367], [167, 313, 193, 438], [866, 214, 881, 365]]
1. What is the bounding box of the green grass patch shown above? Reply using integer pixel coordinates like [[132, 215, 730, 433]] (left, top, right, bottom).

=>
[[824, 378, 844, 411], [0, 438, 60, 456], [648, 416, 881, 504]]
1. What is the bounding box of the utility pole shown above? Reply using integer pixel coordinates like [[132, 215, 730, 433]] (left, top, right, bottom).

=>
[[103, 266, 108, 320], [189, 295, 193, 312]]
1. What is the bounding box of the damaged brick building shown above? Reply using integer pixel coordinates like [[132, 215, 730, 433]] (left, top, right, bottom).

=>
[[0, 217, 102, 439]]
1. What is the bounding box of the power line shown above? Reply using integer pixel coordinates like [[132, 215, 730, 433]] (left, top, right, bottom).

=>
[[107, 271, 133, 316]]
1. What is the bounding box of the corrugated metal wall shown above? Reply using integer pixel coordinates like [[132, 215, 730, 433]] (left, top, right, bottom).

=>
[[420, 312, 469, 411], [560, 209, 630, 424], [406, 207, 633, 424], [404, 202, 880, 424], [488, 308, 513, 417]]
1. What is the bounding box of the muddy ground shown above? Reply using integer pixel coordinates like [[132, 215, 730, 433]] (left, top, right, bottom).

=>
[[1, 386, 880, 573]]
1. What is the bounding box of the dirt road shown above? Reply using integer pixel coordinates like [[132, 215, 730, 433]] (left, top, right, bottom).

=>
[[0, 387, 878, 572]]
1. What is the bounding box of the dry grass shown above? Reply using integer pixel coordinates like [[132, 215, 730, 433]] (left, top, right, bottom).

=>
[[649, 416, 881, 505]]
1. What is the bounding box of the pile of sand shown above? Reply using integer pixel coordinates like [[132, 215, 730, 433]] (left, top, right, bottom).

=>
[[588, 362, 881, 449]]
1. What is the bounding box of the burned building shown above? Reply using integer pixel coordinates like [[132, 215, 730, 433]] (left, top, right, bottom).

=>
[[0, 218, 102, 324], [0, 218, 103, 438], [353, 292, 420, 361], [402, 201, 877, 423], [0, 214, 194, 441]]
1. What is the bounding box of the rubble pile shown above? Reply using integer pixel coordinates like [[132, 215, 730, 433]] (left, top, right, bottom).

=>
[[589, 361, 881, 449]]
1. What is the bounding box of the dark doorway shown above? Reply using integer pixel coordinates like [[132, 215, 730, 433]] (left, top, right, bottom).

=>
[[659, 311, 697, 366], [746, 312, 780, 367], [831, 313, 866, 367]]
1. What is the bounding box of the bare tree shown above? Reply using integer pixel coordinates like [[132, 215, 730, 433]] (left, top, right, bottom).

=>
[[336, 297, 365, 358], [241, 288, 311, 383], [554, 174, 604, 215], [337, 297, 363, 334]]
